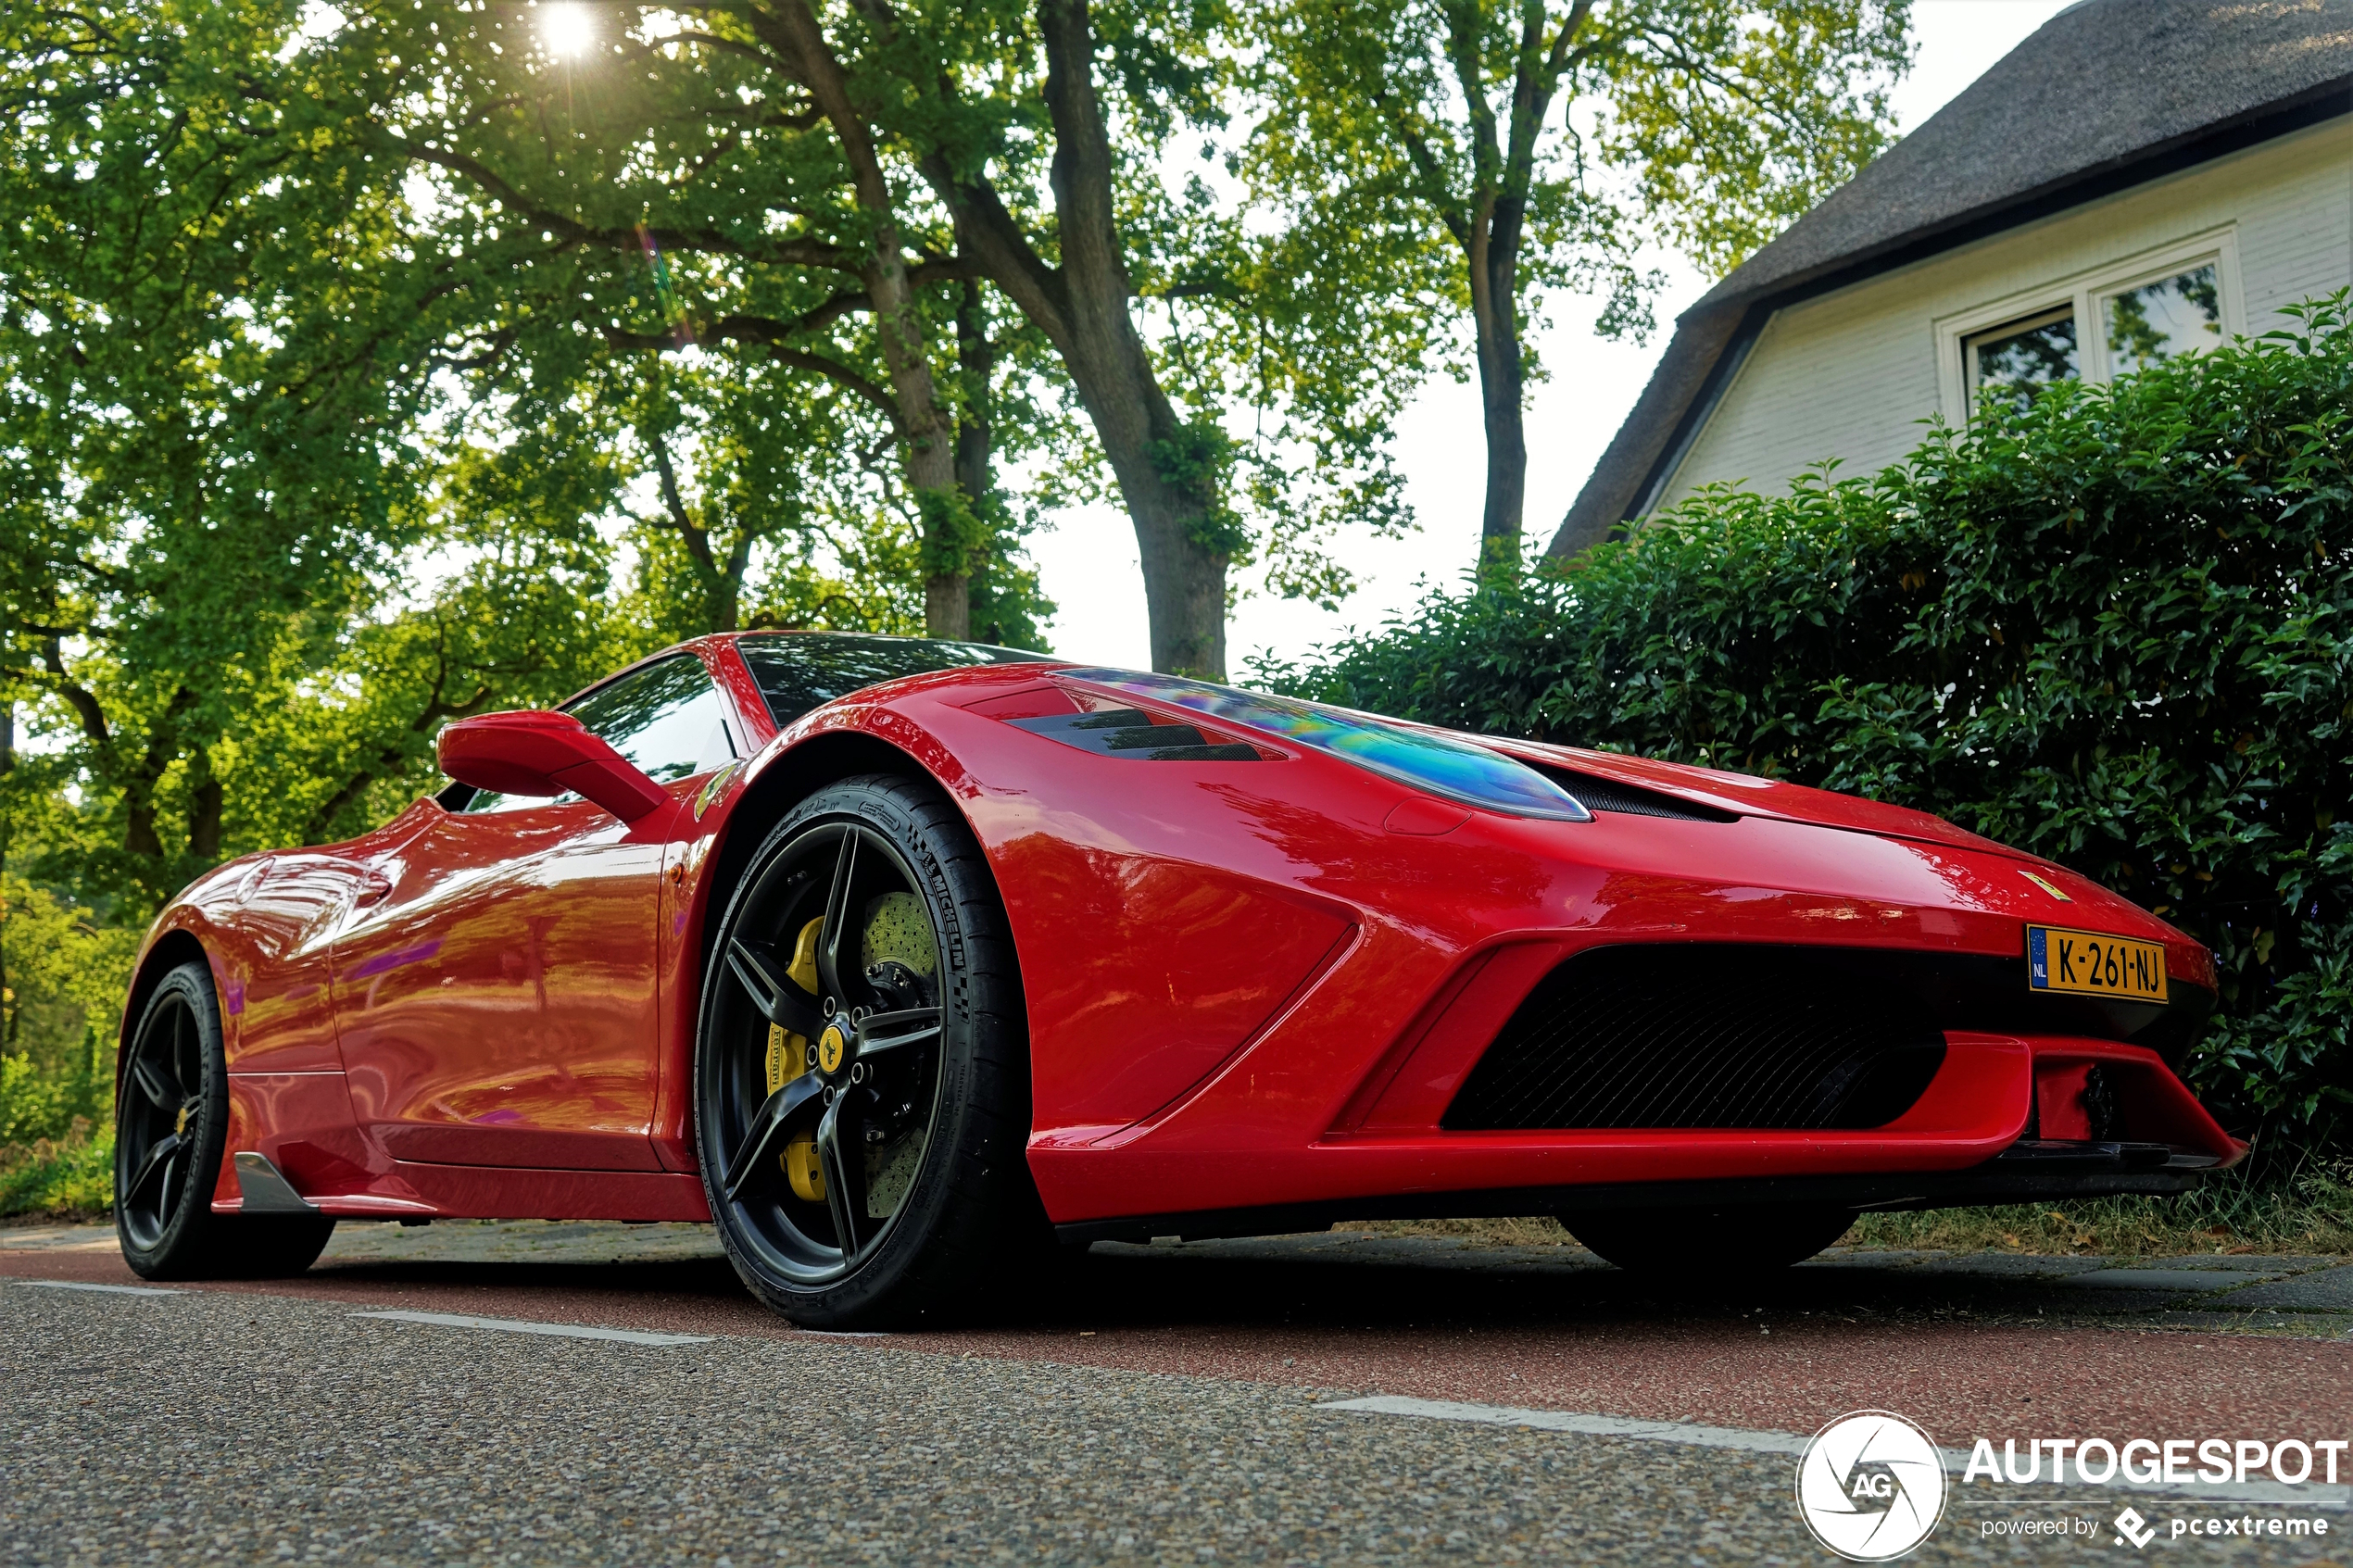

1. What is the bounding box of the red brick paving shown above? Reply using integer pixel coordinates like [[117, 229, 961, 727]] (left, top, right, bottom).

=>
[[10, 1239, 2347, 1449]]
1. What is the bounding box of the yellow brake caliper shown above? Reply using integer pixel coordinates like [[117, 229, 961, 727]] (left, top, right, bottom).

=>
[[762, 916, 828, 1202]]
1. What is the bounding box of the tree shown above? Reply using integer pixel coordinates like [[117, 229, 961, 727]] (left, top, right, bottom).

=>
[[325, 1, 1258, 675], [0, 0, 447, 906], [323, 0, 1048, 643], [1244, 0, 1912, 571], [893, 0, 1252, 675]]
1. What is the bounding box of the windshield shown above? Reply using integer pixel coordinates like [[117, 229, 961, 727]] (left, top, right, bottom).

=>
[[736, 633, 1048, 727]]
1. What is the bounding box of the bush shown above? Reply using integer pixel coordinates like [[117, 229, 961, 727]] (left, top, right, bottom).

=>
[[1257, 296, 2353, 1165], [0, 1028, 108, 1146], [0, 1122, 113, 1219], [0, 1050, 69, 1146]]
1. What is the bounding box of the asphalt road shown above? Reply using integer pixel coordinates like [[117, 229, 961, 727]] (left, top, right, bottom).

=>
[[4, 1221, 2348, 1566]]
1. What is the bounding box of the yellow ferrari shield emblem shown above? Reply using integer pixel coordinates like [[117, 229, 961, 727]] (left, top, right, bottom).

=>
[[817, 1022, 848, 1075]]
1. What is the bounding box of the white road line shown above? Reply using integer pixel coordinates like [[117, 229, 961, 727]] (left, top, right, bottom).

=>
[[1320, 1395, 1815, 1456], [350, 1310, 712, 1347], [1319, 1397, 2351, 1506], [17, 1279, 183, 1297]]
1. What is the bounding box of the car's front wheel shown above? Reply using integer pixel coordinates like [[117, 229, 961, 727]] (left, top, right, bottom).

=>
[[117, 960, 335, 1279], [1562, 1203, 1854, 1276], [695, 774, 1041, 1328]]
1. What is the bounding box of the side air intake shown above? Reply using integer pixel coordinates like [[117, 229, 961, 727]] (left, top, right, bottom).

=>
[[1444, 945, 1946, 1131]]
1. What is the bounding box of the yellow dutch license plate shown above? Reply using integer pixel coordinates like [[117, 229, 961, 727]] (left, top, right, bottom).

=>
[[2027, 925, 2168, 1003]]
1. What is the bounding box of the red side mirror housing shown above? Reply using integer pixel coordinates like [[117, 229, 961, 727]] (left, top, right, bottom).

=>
[[436, 710, 671, 823]]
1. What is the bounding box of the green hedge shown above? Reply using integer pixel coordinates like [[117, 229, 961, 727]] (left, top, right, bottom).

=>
[[1256, 297, 2353, 1164]]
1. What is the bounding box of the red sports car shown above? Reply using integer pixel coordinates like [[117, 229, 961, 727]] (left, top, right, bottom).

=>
[[116, 633, 2242, 1323]]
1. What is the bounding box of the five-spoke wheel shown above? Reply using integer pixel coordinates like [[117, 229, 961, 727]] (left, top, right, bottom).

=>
[[116, 960, 334, 1280], [117, 972, 209, 1254], [696, 775, 1040, 1326]]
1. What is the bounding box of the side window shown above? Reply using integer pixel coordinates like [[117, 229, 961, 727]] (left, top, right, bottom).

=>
[[564, 656, 736, 784], [462, 656, 735, 813]]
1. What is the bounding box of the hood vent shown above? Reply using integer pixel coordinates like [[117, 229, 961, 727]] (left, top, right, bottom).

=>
[[1534, 765, 1739, 823], [1010, 709, 1261, 762]]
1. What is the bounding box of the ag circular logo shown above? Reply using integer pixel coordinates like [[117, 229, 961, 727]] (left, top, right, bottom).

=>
[[1795, 1410, 1948, 1562]]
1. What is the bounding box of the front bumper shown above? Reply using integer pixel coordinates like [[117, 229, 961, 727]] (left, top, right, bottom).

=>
[[1057, 1135, 2228, 1245], [1050, 1032, 2244, 1243]]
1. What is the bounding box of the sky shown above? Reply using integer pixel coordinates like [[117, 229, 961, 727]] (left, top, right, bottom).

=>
[[1027, 0, 2078, 674]]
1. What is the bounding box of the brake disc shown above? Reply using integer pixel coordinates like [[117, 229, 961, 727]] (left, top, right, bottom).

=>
[[858, 892, 937, 1217]]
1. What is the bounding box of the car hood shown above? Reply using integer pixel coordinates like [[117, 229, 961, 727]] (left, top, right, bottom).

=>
[[1469, 734, 2017, 858]]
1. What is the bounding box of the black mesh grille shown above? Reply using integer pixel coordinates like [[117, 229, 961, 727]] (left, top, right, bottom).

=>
[[1443, 945, 1947, 1131]]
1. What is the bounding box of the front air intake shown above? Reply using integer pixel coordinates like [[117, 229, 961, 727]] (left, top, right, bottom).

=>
[[1443, 945, 1947, 1131]]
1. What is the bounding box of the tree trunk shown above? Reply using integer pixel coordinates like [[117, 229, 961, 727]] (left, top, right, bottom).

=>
[[649, 433, 743, 634], [1467, 263, 1524, 575], [1005, 285, 1227, 674], [887, 236, 968, 639], [928, 0, 1229, 677], [924, 567, 969, 642], [187, 748, 223, 863], [952, 281, 996, 510], [1041, 0, 1227, 677], [767, 0, 967, 640], [996, 295, 1232, 674], [1445, 4, 1580, 578], [950, 282, 1000, 641], [121, 687, 197, 867], [1468, 238, 1527, 573], [1119, 439, 1229, 679]]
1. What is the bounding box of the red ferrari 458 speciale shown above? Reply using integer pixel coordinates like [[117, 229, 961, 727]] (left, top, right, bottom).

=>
[[114, 632, 2242, 1323]]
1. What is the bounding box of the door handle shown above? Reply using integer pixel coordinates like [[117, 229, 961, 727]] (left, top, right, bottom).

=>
[[355, 871, 395, 907]]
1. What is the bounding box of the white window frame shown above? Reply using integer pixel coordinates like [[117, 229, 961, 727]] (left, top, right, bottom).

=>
[[1934, 227, 2245, 422]]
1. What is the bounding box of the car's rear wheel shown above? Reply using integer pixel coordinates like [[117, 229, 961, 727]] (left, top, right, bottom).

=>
[[695, 774, 1040, 1328], [117, 960, 335, 1280], [1562, 1203, 1854, 1276]]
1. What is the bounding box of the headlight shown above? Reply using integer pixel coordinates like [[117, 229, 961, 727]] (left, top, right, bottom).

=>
[[1063, 670, 1592, 822]]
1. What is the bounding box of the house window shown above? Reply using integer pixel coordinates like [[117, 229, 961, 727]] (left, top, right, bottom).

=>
[[2102, 263, 2221, 376], [1937, 230, 2241, 424], [1966, 306, 2079, 412]]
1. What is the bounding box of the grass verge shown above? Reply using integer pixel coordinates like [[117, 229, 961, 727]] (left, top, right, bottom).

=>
[[0, 1121, 114, 1223], [1844, 1163, 2353, 1259], [1347, 1163, 2353, 1261]]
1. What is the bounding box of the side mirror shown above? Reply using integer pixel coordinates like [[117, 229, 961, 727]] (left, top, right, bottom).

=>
[[437, 710, 671, 823]]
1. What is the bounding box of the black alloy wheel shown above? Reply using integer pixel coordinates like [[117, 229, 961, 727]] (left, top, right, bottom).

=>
[[696, 774, 1041, 1327], [1561, 1203, 1856, 1277], [116, 960, 334, 1280]]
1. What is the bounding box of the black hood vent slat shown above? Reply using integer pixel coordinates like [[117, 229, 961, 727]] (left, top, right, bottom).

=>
[[1531, 764, 1740, 822], [1010, 710, 1262, 762]]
